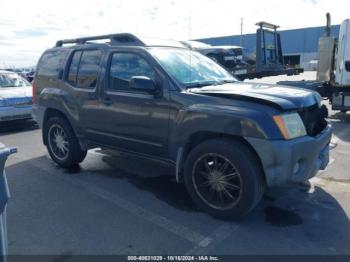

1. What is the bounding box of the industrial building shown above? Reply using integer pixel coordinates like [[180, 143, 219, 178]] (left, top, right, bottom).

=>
[[197, 25, 340, 70]]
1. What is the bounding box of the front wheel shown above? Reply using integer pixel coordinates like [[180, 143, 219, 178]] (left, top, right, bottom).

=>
[[45, 116, 87, 167], [184, 139, 265, 219]]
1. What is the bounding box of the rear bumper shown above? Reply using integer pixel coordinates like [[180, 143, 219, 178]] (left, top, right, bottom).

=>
[[31, 104, 46, 128], [0, 106, 32, 122], [246, 125, 332, 187]]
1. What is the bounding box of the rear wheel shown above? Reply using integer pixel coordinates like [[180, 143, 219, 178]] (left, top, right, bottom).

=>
[[184, 139, 265, 219], [341, 110, 347, 114], [45, 116, 87, 167]]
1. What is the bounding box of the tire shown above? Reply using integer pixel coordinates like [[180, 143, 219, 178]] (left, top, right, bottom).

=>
[[184, 138, 265, 220], [44, 116, 87, 167], [340, 110, 347, 114]]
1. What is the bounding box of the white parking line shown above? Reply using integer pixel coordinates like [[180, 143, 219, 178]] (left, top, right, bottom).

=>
[[185, 223, 240, 255], [24, 156, 213, 247]]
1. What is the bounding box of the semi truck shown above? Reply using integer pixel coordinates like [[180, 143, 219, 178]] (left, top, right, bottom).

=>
[[279, 14, 350, 113]]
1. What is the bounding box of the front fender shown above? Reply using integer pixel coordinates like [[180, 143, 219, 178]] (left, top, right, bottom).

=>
[[168, 103, 280, 160]]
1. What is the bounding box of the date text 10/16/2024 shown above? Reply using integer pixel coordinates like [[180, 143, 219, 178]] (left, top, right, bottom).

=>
[[127, 256, 220, 261]]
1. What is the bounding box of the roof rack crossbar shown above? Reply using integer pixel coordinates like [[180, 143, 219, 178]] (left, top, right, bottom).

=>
[[55, 33, 145, 47]]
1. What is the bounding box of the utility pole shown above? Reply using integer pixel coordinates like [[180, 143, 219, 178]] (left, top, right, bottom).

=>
[[240, 18, 244, 46]]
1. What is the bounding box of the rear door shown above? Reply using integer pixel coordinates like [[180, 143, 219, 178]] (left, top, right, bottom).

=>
[[63, 48, 104, 138], [86, 49, 171, 157]]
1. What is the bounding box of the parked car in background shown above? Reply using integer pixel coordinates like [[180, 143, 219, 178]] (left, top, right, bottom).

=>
[[181, 40, 256, 79], [0, 71, 32, 122], [24, 71, 35, 83], [182, 40, 246, 66]]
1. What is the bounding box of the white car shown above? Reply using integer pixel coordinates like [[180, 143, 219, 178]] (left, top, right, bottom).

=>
[[0, 70, 32, 122]]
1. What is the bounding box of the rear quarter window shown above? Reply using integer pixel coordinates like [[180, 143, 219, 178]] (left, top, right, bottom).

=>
[[37, 49, 68, 77]]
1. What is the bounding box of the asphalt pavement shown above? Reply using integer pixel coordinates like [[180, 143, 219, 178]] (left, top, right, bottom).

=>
[[1, 72, 350, 255]]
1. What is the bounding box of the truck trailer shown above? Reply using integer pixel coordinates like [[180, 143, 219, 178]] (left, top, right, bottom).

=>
[[279, 14, 350, 113]]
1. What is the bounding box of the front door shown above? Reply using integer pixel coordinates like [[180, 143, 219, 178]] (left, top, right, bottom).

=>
[[88, 51, 170, 157]]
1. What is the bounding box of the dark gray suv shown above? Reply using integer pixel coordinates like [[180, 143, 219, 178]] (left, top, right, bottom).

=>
[[32, 34, 332, 219]]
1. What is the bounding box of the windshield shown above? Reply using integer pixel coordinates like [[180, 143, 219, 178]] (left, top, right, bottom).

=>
[[149, 48, 237, 88], [0, 73, 30, 88]]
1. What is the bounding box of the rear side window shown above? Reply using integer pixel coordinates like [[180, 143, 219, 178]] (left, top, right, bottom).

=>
[[37, 50, 67, 77], [67, 50, 102, 89]]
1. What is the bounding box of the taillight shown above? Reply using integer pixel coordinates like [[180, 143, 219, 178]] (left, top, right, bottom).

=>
[[32, 80, 37, 104]]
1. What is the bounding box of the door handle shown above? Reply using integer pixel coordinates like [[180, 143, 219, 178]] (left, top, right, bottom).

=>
[[102, 97, 113, 106]]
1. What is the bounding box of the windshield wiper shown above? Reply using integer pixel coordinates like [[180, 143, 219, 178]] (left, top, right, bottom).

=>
[[185, 79, 237, 89], [214, 79, 237, 85]]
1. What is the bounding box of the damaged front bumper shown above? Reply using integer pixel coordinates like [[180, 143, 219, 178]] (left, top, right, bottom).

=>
[[246, 125, 332, 187]]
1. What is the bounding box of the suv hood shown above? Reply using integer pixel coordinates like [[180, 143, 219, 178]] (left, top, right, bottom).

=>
[[189, 82, 320, 111]]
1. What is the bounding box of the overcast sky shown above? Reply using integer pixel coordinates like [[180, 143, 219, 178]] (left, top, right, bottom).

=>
[[1, 0, 349, 67]]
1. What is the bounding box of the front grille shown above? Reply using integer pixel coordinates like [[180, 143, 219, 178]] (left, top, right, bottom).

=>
[[298, 104, 328, 136]]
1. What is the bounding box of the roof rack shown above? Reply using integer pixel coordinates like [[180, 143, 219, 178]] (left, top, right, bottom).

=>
[[55, 33, 145, 47]]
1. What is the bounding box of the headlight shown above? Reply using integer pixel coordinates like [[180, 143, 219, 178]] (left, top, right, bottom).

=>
[[273, 113, 306, 140]]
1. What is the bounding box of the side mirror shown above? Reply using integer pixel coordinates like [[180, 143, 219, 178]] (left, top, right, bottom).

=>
[[129, 76, 157, 94]]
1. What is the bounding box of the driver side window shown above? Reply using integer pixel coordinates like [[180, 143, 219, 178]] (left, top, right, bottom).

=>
[[108, 53, 156, 92]]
